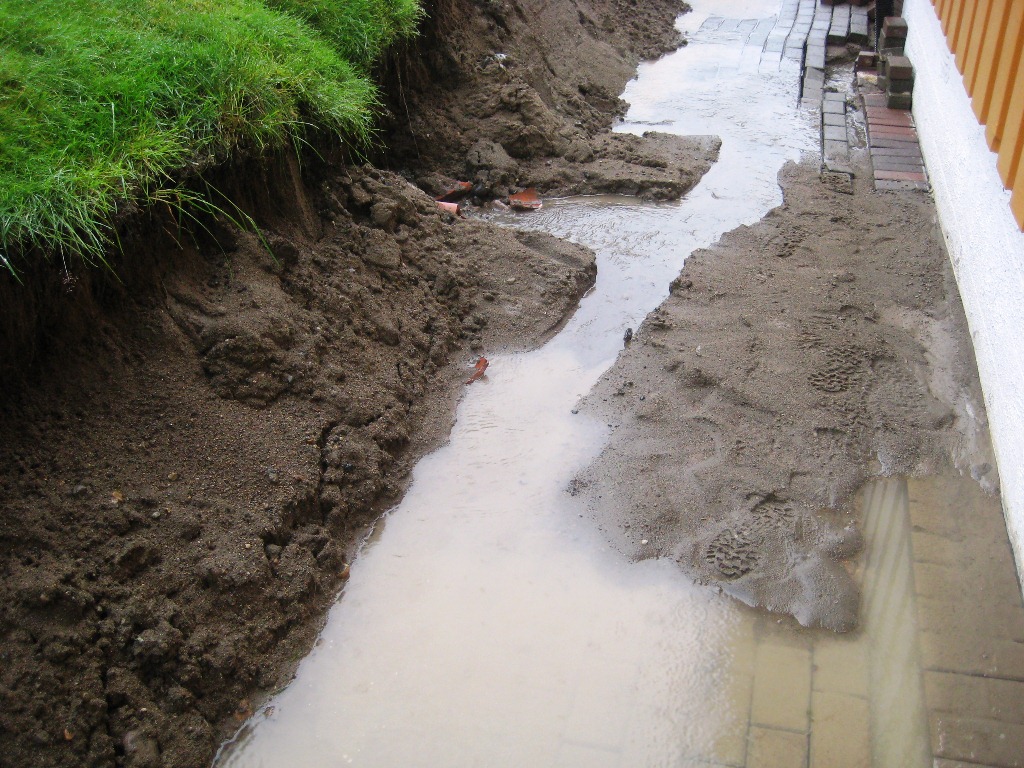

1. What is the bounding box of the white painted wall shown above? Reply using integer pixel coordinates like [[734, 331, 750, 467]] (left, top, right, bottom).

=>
[[904, 0, 1024, 585]]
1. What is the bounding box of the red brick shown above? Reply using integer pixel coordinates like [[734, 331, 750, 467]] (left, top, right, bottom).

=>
[[866, 105, 913, 115], [869, 116, 915, 128], [875, 179, 929, 191], [856, 52, 878, 71], [870, 137, 921, 149], [872, 158, 926, 172], [882, 18, 909, 39], [869, 125, 917, 137], [870, 133, 920, 144], [875, 170, 928, 182], [870, 146, 924, 159], [866, 109, 915, 126]]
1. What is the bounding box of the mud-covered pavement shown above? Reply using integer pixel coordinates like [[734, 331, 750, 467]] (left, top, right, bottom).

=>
[[578, 157, 995, 632]]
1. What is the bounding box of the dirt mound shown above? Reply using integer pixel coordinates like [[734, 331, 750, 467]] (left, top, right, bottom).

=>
[[575, 159, 995, 632], [0, 159, 598, 768], [378, 0, 700, 199]]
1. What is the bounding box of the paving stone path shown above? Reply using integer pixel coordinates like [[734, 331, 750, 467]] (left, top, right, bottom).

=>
[[862, 91, 929, 190]]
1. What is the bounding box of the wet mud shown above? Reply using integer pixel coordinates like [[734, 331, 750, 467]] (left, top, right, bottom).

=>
[[0, 163, 602, 768], [577, 157, 996, 632]]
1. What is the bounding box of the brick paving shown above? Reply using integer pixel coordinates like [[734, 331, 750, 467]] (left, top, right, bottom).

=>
[[862, 92, 929, 190], [908, 476, 1024, 768], [784, 0, 929, 195], [821, 91, 851, 171], [670, 472, 1023, 768]]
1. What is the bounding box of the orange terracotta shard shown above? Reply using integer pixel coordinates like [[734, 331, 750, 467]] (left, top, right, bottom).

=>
[[435, 181, 474, 203], [436, 201, 461, 216], [508, 187, 543, 210], [466, 356, 489, 384]]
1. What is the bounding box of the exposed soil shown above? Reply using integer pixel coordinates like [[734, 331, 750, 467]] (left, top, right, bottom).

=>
[[0, 158, 605, 768], [0, 0, 715, 767], [575, 152, 997, 633], [377, 0, 703, 200]]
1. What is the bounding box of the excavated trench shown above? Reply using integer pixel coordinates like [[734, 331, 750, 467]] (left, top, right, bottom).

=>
[[212, 2, 974, 765], [7, 0, 1017, 765]]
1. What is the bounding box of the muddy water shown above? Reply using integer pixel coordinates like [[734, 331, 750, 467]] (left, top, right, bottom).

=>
[[215, 2, 942, 766]]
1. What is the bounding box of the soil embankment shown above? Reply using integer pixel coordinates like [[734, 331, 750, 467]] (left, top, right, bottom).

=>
[[576, 155, 996, 632], [0, 1, 714, 766]]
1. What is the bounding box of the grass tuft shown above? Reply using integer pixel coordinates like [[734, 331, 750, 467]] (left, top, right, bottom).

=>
[[0, 0, 421, 275]]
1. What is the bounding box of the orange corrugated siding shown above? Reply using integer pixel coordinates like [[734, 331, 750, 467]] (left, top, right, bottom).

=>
[[930, 0, 1024, 228]]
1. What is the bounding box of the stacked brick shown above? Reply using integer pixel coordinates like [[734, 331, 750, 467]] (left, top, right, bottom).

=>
[[878, 17, 913, 109], [882, 53, 914, 110], [878, 14, 908, 53]]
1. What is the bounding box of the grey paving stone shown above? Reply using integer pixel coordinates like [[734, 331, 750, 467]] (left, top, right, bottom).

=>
[[823, 161, 854, 175], [823, 139, 849, 157], [823, 112, 846, 128], [827, 10, 850, 45], [823, 125, 847, 141]]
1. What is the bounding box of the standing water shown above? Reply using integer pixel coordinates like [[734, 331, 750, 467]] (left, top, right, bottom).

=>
[[215, 2, 937, 766]]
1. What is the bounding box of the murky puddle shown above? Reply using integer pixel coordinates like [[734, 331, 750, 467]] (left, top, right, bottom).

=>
[[215, 2, 1021, 766]]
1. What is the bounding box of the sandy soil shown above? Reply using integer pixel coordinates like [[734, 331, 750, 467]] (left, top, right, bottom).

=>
[[575, 153, 996, 632], [0, 1, 714, 766]]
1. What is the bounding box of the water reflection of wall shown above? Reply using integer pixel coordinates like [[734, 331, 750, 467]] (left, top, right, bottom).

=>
[[861, 479, 930, 768]]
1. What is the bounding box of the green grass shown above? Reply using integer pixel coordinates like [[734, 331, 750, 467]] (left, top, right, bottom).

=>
[[267, 0, 422, 71], [0, 0, 422, 275]]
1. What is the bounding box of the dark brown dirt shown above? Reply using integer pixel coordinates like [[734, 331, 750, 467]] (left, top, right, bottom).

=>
[[0, 0, 713, 766], [0, 158, 600, 768], [575, 154, 997, 633], [377, 0, 700, 200]]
